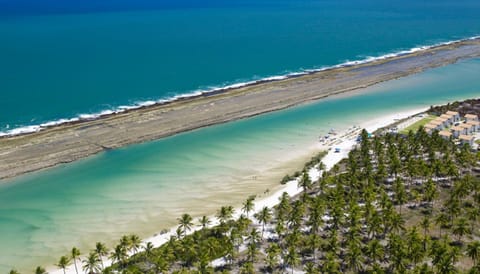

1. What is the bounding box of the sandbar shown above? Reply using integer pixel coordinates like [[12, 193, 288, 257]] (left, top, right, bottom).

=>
[[1, 38, 480, 181]]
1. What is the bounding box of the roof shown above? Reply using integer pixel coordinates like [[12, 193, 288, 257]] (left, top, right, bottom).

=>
[[430, 120, 443, 125], [467, 120, 480, 126], [465, 114, 479, 119], [440, 114, 453, 119], [424, 124, 437, 129], [451, 126, 464, 131], [439, 131, 452, 137], [435, 117, 449, 122], [459, 123, 473, 129], [446, 111, 459, 116], [459, 134, 474, 141]]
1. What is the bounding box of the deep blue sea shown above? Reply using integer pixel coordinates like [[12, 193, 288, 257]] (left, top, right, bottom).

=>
[[1, 0, 480, 134]]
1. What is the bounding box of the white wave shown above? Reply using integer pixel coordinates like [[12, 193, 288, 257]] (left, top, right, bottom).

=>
[[1, 35, 479, 138]]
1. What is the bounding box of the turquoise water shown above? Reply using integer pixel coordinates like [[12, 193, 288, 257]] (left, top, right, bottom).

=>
[[0, 58, 479, 272], [1, 0, 480, 133]]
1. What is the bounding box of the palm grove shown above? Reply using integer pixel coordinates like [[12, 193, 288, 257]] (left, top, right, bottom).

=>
[[10, 127, 480, 273]]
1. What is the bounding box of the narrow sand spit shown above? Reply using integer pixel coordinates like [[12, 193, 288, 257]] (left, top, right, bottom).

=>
[[1, 38, 480, 180]]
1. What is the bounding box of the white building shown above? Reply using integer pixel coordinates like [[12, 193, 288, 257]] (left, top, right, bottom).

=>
[[446, 111, 461, 122], [451, 125, 465, 138], [439, 130, 452, 140], [465, 114, 479, 122], [459, 134, 475, 146], [467, 120, 480, 132]]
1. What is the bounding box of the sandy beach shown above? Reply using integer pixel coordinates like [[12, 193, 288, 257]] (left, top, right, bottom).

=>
[[48, 106, 426, 274], [0, 38, 479, 181]]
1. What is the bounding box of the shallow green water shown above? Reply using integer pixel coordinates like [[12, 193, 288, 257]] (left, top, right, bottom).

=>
[[1, 59, 480, 271]]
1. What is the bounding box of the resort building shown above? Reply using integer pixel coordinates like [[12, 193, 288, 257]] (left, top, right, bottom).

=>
[[440, 114, 454, 126], [467, 120, 480, 132], [439, 130, 452, 140], [429, 120, 444, 130], [465, 114, 479, 122], [459, 134, 475, 146], [459, 123, 474, 134], [446, 111, 461, 122], [424, 123, 436, 134], [435, 117, 450, 127], [451, 125, 465, 138]]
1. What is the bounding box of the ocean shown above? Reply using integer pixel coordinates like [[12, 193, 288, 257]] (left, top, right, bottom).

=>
[[1, 0, 480, 271], [1, 0, 480, 134]]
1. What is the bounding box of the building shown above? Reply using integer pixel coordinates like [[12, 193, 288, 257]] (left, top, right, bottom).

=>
[[446, 111, 461, 122], [459, 134, 475, 146], [459, 123, 474, 134], [451, 125, 465, 138], [435, 117, 450, 127], [440, 114, 454, 126], [465, 114, 479, 122], [467, 120, 480, 132], [429, 120, 444, 130], [424, 123, 436, 134], [439, 130, 452, 140]]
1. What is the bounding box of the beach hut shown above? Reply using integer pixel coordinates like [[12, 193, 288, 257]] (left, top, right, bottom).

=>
[[459, 134, 474, 146], [465, 114, 479, 122], [446, 111, 460, 122], [467, 120, 480, 132], [439, 130, 452, 140], [451, 125, 465, 138]]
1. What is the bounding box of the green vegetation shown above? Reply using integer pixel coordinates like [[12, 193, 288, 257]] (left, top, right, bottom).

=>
[[11, 129, 480, 274], [399, 114, 436, 134]]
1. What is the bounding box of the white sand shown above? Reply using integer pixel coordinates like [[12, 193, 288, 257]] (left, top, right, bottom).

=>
[[49, 107, 426, 274]]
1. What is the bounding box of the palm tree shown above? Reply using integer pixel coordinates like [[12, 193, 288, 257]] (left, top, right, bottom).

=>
[[71, 247, 80, 274], [110, 244, 128, 270], [393, 177, 407, 214], [94, 242, 108, 270], [254, 206, 272, 238], [34, 266, 47, 274], [467, 241, 480, 265], [56, 256, 71, 274], [265, 243, 280, 272], [198, 215, 211, 231], [298, 172, 312, 201], [144, 241, 154, 262], [217, 205, 234, 225], [129, 234, 142, 255], [242, 195, 256, 219], [82, 252, 101, 274], [453, 217, 471, 242], [365, 239, 384, 266], [304, 262, 318, 274], [420, 216, 431, 251], [435, 213, 450, 237], [284, 246, 300, 274], [344, 242, 363, 272], [177, 213, 194, 237]]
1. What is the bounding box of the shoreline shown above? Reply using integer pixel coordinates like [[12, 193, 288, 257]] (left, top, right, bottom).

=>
[[2, 36, 478, 139], [1, 38, 480, 181], [48, 107, 427, 274]]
